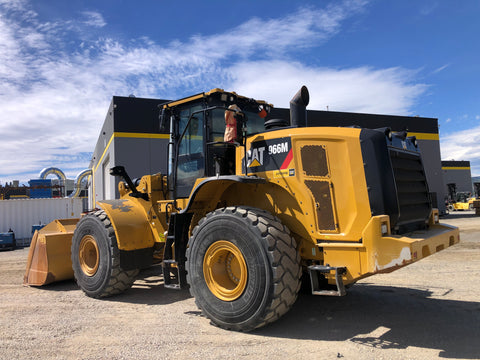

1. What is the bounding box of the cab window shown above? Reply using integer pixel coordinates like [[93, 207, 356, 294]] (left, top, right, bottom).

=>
[[176, 105, 205, 197]]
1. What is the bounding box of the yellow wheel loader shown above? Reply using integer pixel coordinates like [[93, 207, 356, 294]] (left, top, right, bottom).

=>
[[25, 87, 459, 332]]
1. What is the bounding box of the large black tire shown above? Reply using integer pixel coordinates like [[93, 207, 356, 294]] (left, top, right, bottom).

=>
[[186, 206, 301, 331], [71, 210, 139, 298]]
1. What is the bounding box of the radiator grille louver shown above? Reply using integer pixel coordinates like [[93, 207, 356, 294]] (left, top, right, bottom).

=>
[[389, 149, 431, 230]]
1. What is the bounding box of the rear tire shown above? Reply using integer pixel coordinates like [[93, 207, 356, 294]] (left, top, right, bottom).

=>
[[186, 206, 301, 331], [71, 210, 139, 298]]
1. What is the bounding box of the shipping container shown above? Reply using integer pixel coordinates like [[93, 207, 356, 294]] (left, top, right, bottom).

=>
[[0, 198, 83, 245], [29, 179, 53, 199]]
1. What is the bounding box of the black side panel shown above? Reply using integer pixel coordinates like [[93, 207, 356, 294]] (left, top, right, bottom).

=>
[[113, 96, 170, 134], [441, 160, 470, 168], [269, 107, 439, 134], [120, 247, 154, 270], [360, 129, 400, 225]]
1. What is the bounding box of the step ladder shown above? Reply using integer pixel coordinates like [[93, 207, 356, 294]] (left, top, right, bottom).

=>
[[162, 259, 186, 290], [308, 265, 347, 296], [161, 212, 191, 290]]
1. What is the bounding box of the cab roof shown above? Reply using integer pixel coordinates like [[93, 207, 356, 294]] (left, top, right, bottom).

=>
[[162, 88, 273, 109]]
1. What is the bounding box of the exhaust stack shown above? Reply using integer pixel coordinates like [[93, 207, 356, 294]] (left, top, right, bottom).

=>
[[290, 86, 310, 127]]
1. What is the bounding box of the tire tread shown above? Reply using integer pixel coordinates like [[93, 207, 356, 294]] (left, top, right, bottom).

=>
[[186, 206, 301, 331], [72, 210, 138, 298]]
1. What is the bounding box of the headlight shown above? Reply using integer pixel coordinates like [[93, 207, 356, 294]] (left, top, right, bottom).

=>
[[381, 223, 389, 235]]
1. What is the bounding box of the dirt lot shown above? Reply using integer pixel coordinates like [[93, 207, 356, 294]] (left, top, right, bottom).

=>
[[1, 212, 479, 360]]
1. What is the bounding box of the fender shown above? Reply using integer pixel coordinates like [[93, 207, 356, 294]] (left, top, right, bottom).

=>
[[180, 175, 266, 214], [97, 199, 155, 270]]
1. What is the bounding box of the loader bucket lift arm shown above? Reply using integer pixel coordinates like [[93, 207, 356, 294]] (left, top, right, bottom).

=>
[[110, 166, 149, 201]]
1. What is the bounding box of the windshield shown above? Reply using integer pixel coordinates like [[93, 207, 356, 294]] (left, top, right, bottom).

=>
[[243, 110, 266, 136], [209, 107, 265, 142]]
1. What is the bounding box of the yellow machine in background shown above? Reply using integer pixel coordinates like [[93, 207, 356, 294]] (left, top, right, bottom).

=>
[[25, 87, 459, 332], [446, 183, 477, 211]]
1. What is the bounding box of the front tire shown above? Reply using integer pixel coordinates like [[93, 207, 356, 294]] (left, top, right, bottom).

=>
[[71, 210, 139, 298], [186, 206, 301, 331]]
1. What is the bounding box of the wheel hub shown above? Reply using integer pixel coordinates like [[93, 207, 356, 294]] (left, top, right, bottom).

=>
[[79, 235, 99, 277], [203, 240, 247, 301]]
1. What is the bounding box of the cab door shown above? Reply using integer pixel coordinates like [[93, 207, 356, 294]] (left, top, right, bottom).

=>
[[175, 106, 205, 198]]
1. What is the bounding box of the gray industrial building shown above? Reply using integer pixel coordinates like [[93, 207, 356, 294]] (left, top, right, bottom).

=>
[[442, 160, 473, 196], [89, 96, 169, 208], [89, 94, 447, 213]]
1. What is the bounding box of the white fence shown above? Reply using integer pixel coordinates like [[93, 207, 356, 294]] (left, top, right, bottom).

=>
[[0, 198, 83, 245]]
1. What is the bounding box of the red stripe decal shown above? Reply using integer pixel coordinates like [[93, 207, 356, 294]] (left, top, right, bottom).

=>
[[280, 149, 293, 169]]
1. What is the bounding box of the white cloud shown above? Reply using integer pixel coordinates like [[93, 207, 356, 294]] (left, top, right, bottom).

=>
[[432, 64, 450, 74], [227, 61, 426, 114], [420, 2, 439, 16], [0, 0, 431, 184], [81, 11, 106, 28], [441, 127, 480, 176]]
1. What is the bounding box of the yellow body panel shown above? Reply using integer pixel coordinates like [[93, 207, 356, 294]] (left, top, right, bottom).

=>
[[232, 127, 371, 247], [98, 174, 167, 251], [97, 199, 158, 251], [315, 211, 459, 285], [452, 202, 470, 211]]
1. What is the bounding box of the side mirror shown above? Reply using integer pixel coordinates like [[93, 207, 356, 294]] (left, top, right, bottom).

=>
[[159, 108, 168, 132]]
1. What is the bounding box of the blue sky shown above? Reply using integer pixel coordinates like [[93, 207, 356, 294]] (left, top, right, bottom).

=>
[[1, 0, 479, 185]]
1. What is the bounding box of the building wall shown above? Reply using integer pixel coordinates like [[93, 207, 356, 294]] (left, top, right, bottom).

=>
[[442, 160, 473, 196], [417, 138, 445, 209], [89, 96, 169, 208], [89, 98, 115, 208]]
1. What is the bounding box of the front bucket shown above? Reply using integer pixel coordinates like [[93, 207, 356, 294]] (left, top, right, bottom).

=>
[[23, 218, 79, 286]]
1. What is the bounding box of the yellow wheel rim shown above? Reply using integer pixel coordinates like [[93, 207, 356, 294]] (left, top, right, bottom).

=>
[[79, 235, 99, 276], [203, 240, 247, 301]]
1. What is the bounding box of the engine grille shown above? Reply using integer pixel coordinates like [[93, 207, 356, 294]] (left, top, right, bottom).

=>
[[389, 148, 431, 232]]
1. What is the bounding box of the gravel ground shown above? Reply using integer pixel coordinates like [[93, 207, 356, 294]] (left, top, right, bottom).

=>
[[1, 212, 479, 360]]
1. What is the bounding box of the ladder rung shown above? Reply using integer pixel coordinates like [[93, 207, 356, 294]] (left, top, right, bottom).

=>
[[308, 265, 347, 296], [163, 259, 177, 265]]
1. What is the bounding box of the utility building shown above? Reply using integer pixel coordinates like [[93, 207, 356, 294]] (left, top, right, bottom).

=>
[[89, 94, 447, 213], [89, 96, 168, 207], [442, 160, 473, 195]]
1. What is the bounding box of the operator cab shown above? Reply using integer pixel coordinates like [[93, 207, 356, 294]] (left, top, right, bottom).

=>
[[160, 89, 272, 198]]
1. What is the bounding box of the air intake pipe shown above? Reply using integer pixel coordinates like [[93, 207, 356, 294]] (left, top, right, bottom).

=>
[[39, 167, 66, 180], [67, 169, 92, 198], [290, 85, 310, 127], [38, 167, 91, 198]]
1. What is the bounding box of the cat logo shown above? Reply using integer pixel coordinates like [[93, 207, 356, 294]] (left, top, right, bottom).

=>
[[247, 146, 265, 167]]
